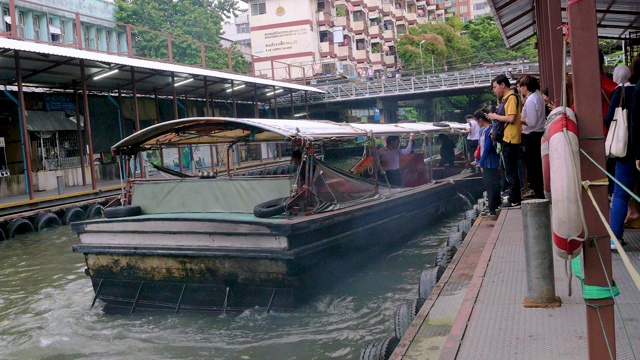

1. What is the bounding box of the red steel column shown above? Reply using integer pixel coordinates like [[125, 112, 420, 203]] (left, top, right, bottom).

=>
[[14, 51, 34, 199], [72, 80, 87, 185], [545, 0, 564, 103], [9, 0, 17, 39], [567, 1, 616, 358], [79, 60, 97, 190]]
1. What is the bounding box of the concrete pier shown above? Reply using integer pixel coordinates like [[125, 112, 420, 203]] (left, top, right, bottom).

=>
[[392, 209, 640, 359]]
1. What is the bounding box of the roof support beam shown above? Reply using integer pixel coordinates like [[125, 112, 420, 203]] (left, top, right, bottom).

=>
[[23, 58, 76, 81], [567, 1, 616, 358]]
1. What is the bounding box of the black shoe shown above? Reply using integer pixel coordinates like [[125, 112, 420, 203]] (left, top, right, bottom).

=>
[[500, 202, 521, 209]]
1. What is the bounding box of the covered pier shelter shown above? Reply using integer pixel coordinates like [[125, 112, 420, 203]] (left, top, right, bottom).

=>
[[0, 37, 322, 200]]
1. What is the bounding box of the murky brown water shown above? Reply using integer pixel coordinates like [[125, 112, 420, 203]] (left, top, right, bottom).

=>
[[0, 214, 461, 359]]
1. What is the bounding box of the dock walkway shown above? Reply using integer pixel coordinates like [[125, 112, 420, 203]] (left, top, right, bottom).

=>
[[393, 208, 640, 359]]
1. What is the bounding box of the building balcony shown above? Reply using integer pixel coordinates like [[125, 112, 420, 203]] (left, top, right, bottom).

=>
[[445, 1, 452, 7], [319, 41, 332, 56], [382, 3, 394, 15], [383, 54, 397, 65], [370, 52, 382, 64], [416, 0, 427, 5], [351, 0, 364, 5], [352, 20, 365, 33], [427, 4, 437, 11], [382, 29, 395, 41], [406, 12, 417, 24], [336, 45, 349, 59], [394, 8, 406, 20], [366, 0, 380, 10], [335, 16, 347, 27], [354, 48, 367, 62], [317, 10, 335, 26], [368, 25, 381, 37]]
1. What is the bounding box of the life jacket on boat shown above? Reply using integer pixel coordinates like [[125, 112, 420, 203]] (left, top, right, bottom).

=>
[[545, 106, 585, 259]]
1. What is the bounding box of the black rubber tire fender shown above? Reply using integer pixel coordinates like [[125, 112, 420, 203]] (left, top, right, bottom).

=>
[[103, 205, 142, 219], [7, 218, 34, 238], [360, 336, 399, 360], [435, 247, 448, 267], [411, 297, 426, 316], [394, 302, 413, 339], [458, 219, 471, 233], [418, 266, 445, 299], [253, 197, 290, 218], [380, 337, 400, 359], [432, 122, 450, 128], [63, 207, 86, 225], [447, 231, 465, 248], [0, 228, 6, 241], [86, 204, 104, 219], [465, 209, 478, 222], [35, 212, 61, 231], [444, 245, 457, 264]]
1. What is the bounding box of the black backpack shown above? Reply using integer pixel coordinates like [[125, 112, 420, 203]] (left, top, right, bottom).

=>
[[490, 93, 519, 143]]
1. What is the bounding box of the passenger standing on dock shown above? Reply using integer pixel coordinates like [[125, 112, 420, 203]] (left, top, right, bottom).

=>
[[517, 75, 546, 199], [461, 114, 481, 171], [607, 62, 638, 250], [487, 74, 522, 209], [379, 133, 414, 186], [473, 110, 501, 219]]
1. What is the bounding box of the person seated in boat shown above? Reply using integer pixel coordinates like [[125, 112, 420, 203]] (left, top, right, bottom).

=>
[[437, 134, 456, 167], [378, 133, 414, 186]]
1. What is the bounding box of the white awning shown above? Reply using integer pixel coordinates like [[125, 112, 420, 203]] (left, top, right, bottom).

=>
[[4, 16, 11, 25], [111, 117, 465, 155], [49, 25, 61, 35]]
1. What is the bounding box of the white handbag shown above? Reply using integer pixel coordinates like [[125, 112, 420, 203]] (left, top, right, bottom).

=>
[[605, 88, 628, 158]]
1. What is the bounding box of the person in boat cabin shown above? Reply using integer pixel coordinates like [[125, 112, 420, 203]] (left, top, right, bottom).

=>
[[378, 133, 414, 186], [461, 114, 481, 170], [472, 110, 501, 219], [291, 149, 310, 187], [437, 134, 456, 167], [487, 74, 522, 209]]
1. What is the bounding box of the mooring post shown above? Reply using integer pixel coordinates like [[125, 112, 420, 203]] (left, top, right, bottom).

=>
[[521, 199, 561, 308]]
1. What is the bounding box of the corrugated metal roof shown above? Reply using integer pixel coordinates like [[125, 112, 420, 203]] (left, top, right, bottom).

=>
[[0, 38, 323, 104], [487, 0, 640, 48]]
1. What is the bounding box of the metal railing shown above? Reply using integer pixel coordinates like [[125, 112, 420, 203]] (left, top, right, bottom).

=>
[[277, 64, 528, 106]]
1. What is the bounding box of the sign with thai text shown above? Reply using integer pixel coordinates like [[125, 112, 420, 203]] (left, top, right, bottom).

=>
[[253, 25, 311, 56]]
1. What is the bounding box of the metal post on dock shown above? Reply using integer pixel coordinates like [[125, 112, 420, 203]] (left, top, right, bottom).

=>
[[521, 199, 561, 308]]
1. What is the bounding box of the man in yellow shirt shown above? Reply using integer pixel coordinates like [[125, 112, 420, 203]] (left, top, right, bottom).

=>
[[487, 74, 522, 208]]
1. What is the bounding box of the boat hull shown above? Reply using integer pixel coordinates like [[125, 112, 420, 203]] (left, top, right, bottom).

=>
[[72, 173, 483, 312]]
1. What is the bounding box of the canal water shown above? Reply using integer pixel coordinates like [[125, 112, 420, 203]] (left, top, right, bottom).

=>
[[0, 214, 463, 359]]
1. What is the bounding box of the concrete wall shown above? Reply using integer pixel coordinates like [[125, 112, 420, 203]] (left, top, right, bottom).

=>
[[0, 175, 26, 199], [33, 162, 120, 193]]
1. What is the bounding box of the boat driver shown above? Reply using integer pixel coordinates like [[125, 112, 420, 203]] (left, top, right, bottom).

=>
[[378, 133, 414, 186]]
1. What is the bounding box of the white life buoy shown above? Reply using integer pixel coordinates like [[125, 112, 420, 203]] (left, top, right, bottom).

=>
[[546, 106, 585, 259]]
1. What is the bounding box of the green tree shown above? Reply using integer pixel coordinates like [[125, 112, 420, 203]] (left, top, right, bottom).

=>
[[397, 17, 472, 73], [462, 14, 537, 63], [115, 0, 248, 73]]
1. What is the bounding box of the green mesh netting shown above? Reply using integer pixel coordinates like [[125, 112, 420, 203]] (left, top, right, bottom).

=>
[[572, 256, 620, 300]]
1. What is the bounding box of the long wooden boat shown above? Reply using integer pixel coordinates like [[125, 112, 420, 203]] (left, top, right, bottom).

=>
[[71, 117, 483, 313]]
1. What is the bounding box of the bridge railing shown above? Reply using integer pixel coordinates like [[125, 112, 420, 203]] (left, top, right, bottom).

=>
[[277, 65, 527, 107]]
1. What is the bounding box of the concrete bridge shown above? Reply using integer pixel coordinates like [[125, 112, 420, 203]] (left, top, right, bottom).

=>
[[277, 63, 534, 108]]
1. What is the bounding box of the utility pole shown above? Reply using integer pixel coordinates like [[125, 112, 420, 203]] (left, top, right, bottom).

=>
[[419, 40, 425, 75]]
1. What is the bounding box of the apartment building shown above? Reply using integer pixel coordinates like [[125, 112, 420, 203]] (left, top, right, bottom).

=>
[[245, 0, 489, 81], [221, 12, 252, 57]]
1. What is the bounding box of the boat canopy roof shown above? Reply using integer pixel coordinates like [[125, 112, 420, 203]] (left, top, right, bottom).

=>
[[112, 117, 467, 155]]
